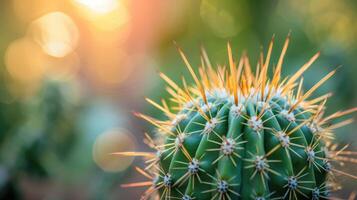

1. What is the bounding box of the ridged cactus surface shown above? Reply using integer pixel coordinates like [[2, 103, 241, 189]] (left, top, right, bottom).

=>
[[153, 92, 331, 200], [117, 36, 357, 200]]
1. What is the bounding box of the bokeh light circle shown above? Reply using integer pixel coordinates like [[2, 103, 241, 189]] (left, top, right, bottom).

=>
[[93, 128, 136, 172], [4, 37, 47, 84], [28, 12, 79, 58]]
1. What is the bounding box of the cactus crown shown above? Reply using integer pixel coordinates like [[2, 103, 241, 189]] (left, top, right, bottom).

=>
[[117, 35, 357, 200]]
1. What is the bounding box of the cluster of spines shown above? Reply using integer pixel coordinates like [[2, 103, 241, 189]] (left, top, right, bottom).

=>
[[115, 35, 357, 200]]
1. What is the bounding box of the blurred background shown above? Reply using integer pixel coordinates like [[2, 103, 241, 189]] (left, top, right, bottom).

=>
[[0, 0, 356, 199]]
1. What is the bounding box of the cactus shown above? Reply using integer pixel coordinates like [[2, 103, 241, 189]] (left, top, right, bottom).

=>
[[118, 36, 357, 200]]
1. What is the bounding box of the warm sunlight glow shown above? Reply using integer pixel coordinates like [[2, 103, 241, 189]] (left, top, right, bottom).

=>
[[74, 0, 119, 14], [72, 0, 129, 31]]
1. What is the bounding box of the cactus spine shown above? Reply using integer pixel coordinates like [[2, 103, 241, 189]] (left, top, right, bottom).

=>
[[117, 36, 357, 200]]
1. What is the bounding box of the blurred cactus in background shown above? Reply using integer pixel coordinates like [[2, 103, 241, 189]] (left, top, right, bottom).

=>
[[0, 84, 24, 199], [0, 79, 81, 199]]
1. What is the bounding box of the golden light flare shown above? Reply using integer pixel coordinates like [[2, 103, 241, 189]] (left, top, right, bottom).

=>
[[93, 128, 136, 172], [72, 0, 129, 31], [4, 11, 80, 96], [28, 12, 79, 58]]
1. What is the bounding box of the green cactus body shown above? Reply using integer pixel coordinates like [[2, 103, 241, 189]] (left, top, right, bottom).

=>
[[119, 37, 357, 200], [155, 92, 328, 200]]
